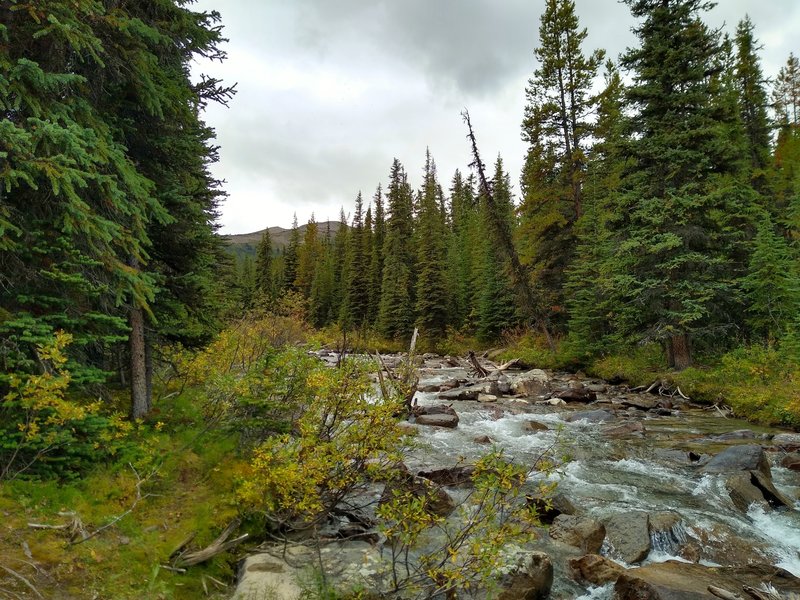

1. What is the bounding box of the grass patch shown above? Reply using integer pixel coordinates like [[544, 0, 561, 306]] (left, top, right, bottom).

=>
[[0, 389, 246, 599]]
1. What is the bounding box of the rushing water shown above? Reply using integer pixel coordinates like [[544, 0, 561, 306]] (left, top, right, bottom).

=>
[[401, 363, 800, 597]]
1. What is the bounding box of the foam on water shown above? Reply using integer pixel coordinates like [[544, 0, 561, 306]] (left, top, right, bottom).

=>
[[747, 504, 800, 576], [574, 583, 614, 600]]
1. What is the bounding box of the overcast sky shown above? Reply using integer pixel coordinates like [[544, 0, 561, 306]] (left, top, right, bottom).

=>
[[190, 0, 800, 234]]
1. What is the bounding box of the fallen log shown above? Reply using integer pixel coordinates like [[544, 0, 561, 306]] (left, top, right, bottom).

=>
[[172, 520, 248, 568]]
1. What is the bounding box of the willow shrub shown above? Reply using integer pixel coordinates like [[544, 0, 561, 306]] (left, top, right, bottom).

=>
[[1, 331, 130, 481]]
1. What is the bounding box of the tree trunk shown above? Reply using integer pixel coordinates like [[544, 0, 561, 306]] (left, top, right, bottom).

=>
[[130, 306, 150, 419], [145, 332, 153, 407], [667, 334, 692, 370]]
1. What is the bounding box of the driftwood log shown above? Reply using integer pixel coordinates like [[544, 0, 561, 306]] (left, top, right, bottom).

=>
[[172, 520, 248, 568]]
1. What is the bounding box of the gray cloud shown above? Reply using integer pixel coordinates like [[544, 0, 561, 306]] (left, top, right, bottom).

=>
[[193, 0, 800, 233]]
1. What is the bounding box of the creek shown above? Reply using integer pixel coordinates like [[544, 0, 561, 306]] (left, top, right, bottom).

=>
[[233, 353, 800, 599]]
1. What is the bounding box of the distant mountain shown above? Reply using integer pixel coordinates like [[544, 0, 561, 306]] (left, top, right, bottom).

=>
[[223, 221, 343, 260]]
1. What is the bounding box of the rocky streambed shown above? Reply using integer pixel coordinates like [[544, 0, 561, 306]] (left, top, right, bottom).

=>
[[233, 353, 800, 599]]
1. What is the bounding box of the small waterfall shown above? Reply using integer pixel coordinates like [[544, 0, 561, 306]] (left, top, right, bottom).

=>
[[650, 521, 689, 556]]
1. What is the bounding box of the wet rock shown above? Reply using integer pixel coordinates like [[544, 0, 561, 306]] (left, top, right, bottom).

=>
[[613, 560, 800, 600], [603, 420, 646, 437], [438, 384, 482, 401], [586, 383, 608, 393], [381, 475, 456, 517], [654, 449, 706, 465], [604, 511, 651, 564], [498, 551, 553, 600], [709, 429, 757, 441], [702, 444, 770, 478], [524, 420, 549, 433], [727, 471, 794, 511], [396, 421, 419, 436], [419, 382, 443, 393], [413, 405, 459, 429], [474, 435, 492, 444], [415, 413, 459, 428], [563, 409, 615, 424], [556, 386, 597, 403], [648, 512, 686, 556], [781, 452, 800, 471], [496, 373, 512, 394], [527, 493, 577, 525], [417, 465, 475, 486], [478, 393, 498, 403], [548, 515, 605, 553], [650, 407, 676, 416], [773, 432, 800, 450], [568, 554, 626, 586], [511, 369, 551, 397], [619, 395, 658, 410]]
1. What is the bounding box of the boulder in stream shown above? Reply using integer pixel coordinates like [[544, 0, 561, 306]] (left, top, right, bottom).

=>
[[569, 554, 626, 586], [613, 560, 800, 600], [524, 420, 549, 433], [781, 452, 800, 471], [417, 465, 475, 486], [555, 386, 597, 403], [702, 444, 793, 511], [603, 420, 646, 437], [526, 493, 577, 525], [412, 405, 459, 429], [497, 551, 553, 600], [380, 475, 456, 517], [563, 409, 615, 424], [773, 432, 800, 450], [510, 369, 550, 397], [604, 511, 651, 564], [548, 514, 605, 553]]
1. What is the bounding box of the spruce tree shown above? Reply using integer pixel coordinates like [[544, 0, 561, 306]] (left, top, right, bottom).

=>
[[519, 0, 604, 325], [295, 215, 321, 297], [445, 170, 479, 330], [378, 159, 415, 339], [613, 0, 752, 368], [414, 150, 450, 337], [368, 186, 386, 324], [734, 17, 772, 186], [283, 215, 301, 292], [341, 193, 370, 329], [476, 158, 518, 342]]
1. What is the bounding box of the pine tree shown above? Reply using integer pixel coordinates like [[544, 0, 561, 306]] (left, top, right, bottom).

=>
[[445, 170, 479, 330], [773, 54, 800, 128], [331, 208, 350, 321], [378, 159, 416, 339], [310, 233, 337, 327], [612, 0, 752, 369], [414, 150, 450, 337], [519, 0, 605, 326]]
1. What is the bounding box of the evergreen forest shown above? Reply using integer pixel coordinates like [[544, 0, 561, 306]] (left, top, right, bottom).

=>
[[1, 0, 800, 598]]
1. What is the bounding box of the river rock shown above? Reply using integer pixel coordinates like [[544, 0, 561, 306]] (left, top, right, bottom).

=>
[[417, 465, 475, 486], [702, 444, 771, 478], [478, 393, 498, 402], [604, 511, 651, 564], [603, 420, 646, 437], [613, 560, 800, 600], [781, 452, 800, 471], [548, 515, 605, 553], [654, 449, 705, 465], [497, 551, 553, 600], [524, 420, 549, 433], [233, 554, 302, 600], [568, 554, 626, 586], [709, 429, 757, 441], [413, 405, 459, 428], [511, 369, 550, 397], [527, 493, 577, 525], [474, 435, 492, 444], [380, 475, 455, 517], [563, 409, 615, 424], [773, 432, 800, 450], [619, 395, 658, 410], [556, 386, 597, 403], [439, 383, 483, 401], [586, 383, 607, 393]]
